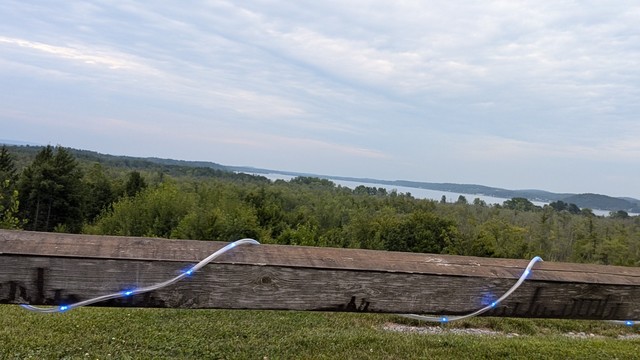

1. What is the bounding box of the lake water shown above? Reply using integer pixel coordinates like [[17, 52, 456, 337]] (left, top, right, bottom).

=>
[[256, 173, 543, 205], [253, 172, 621, 217]]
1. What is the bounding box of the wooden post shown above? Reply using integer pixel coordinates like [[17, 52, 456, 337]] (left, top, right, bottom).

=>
[[1, 230, 640, 320]]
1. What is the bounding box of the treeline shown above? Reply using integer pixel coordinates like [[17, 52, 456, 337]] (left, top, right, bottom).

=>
[[1, 145, 639, 266]]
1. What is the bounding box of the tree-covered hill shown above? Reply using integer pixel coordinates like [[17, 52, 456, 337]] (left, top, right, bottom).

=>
[[2, 144, 640, 267], [271, 174, 637, 212], [3, 144, 639, 212], [562, 194, 640, 213]]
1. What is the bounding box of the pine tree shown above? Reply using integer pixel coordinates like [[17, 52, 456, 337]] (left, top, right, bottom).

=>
[[84, 163, 115, 222], [0, 146, 18, 214], [124, 171, 147, 197], [18, 146, 85, 232], [0, 145, 17, 182]]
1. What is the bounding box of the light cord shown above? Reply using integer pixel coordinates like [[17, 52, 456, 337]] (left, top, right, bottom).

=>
[[18, 243, 638, 326], [401, 256, 543, 323], [20, 238, 259, 313], [609, 320, 639, 326]]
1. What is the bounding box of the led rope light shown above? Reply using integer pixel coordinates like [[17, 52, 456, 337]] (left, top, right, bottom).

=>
[[401, 256, 543, 323], [18, 240, 638, 326], [20, 238, 260, 313]]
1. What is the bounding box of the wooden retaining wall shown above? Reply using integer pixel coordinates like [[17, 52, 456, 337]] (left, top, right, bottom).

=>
[[1, 230, 639, 319]]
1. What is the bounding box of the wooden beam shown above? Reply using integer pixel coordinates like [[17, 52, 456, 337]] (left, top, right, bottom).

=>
[[1, 230, 640, 320]]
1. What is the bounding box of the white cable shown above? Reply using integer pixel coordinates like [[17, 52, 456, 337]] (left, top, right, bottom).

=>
[[20, 238, 259, 313], [401, 256, 543, 323], [19, 244, 637, 326], [609, 320, 639, 326]]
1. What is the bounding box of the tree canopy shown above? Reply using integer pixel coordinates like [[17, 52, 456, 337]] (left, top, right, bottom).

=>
[[2, 145, 640, 267]]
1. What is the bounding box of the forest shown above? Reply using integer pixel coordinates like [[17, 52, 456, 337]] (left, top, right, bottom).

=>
[[1, 145, 639, 266]]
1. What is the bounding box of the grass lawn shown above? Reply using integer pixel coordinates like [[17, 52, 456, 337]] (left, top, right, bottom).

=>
[[1, 305, 639, 359]]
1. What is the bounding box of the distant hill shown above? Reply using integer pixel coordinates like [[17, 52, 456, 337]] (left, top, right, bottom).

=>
[[0, 139, 40, 146], [3, 145, 266, 183], [561, 194, 640, 213], [5, 145, 228, 171], [5, 144, 639, 213], [239, 170, 640, 213]]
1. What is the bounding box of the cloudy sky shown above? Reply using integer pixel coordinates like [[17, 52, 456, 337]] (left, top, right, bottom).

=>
[[2, 1, 639, 198]]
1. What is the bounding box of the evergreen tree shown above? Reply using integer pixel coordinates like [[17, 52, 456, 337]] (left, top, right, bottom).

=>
[[0, 146, 18, 213], [83, 163, 116, 222], [0, 146, 17, 182], [18, 146, 85, 232], [0, 180, 22, 229], [124, 171, 147, 197]]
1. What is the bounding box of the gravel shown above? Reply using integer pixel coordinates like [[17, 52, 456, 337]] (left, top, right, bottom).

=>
[[382, 323, 519, 337], [383, 323, 640, 340]]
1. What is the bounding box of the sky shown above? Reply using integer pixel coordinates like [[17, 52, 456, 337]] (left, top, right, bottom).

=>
[[1, 1, 640, 198]]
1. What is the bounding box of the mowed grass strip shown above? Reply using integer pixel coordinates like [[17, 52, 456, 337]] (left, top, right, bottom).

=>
[[1, 305, 639, 359]]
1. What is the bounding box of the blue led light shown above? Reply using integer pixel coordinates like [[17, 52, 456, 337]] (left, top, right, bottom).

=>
[[19, 238, 261, 314], [180, 265, 196, 277], [17, 243, 640, 327]]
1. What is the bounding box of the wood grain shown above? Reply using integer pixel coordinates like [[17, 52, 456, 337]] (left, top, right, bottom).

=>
[[1, 230, 640, 319]]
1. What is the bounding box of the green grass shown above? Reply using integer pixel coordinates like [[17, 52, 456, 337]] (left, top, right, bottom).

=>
[[1, 305, 639, 359]]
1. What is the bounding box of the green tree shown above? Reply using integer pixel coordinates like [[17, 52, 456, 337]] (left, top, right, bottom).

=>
[[549, 200, 581, 214], [610, 210, 629, 219], [382, 211, 458, 254], [83, 164, 116, 222], [0, 180, 22, 229], [244, 186, 287, 239], [276, 223, 318, 246], [567, 203, 581, 214], [341, 208, 384, 250], [572, 212, 600, 263], [172, 183, 261, 242], [503, 197, 540, 212], [456, 195, 468, 204], [473, 198, 487, 207], [18, 146, 84, 232], [124, 171, 147, 197], [470, 218, 528, 258], [90, 181, 194, 238], [0, 146, 18, 213], [290, 176, 335, 188], [0, 146, 17, 182], [581, 208, 595, 217]]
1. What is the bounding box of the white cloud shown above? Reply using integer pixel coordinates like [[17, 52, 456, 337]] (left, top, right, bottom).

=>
[[454, 134, 640, 164], [2, 0, 640, 197], [0, 36, 157, 73]]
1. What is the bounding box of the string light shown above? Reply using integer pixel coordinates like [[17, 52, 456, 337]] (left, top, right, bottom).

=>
[[401, 256, 544, 323], [18, 243, 637, 327], [20, 238, 259, 314]]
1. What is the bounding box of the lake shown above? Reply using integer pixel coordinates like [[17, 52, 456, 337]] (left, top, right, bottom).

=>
[[255, 173, 543, 204], [252, 172, 622, 217]]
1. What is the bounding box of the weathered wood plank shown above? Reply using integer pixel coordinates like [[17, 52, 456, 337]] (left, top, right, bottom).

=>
[[1, 230, 640, 319]]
